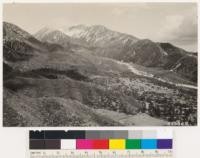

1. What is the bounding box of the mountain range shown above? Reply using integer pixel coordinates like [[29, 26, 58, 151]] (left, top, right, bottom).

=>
[[3, 22, 197, 126], [35, 24, 197, 82]]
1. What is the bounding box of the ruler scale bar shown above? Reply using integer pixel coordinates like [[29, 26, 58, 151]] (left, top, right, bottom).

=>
[[30, 150, 173, 158]]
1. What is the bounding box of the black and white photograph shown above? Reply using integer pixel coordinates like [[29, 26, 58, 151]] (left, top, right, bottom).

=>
[[3, 3, 197, 126]]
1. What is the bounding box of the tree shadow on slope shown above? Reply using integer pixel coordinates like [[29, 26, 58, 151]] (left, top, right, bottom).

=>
[[28, 68, 90, 81], [4, 78, 35, 92]]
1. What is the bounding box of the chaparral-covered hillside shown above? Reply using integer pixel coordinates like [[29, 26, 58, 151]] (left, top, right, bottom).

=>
[[3, 22, 197, 126]]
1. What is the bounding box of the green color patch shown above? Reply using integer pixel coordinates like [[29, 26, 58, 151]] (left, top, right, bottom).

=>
[[126, 139, 141, 149]]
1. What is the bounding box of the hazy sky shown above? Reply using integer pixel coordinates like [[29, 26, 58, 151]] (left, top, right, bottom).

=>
[[3, 3, 198, 52]]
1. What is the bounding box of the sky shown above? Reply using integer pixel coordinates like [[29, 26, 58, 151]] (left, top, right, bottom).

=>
[[3, 3, 198, 52]]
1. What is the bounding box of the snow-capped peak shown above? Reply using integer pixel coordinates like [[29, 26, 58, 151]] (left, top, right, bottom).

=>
[[61, 24, 139, 47], [34, 26, 56, 40]]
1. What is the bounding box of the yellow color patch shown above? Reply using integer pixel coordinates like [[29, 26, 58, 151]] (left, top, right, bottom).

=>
[[109, 139, 125, 149]]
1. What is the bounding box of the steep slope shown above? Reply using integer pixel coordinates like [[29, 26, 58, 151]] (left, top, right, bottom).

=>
[[36, 25, 197, 82], [3, 22, 60, 68], [4, 22, 33, 42], [3, 88, 120, 126], [33, 24, 199, 85], [3, 22, 46, 52], [159, 43, 188, 68], [126, 39, 167, 67], [34, 27, 54, 39], [159, 43, 197, 82], [171, 55, 197, 82], [3, 22, 142, 126], [35, 27, 90, 49], [62, 25, 168, 67], [63, 24, 139, 47], [35, 27, 71, 49], [62, 25, 197, 83], [3, 22, 66, 72], [3, 22, 41, 62], [94, 39, 167, 67], [3, 22, 197, 126]]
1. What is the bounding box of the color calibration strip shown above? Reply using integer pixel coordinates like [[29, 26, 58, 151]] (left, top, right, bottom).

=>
[[29, 130, 173, 150]]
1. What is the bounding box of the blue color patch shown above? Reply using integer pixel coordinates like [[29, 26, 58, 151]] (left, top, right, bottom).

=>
[[141, 139, 157, 149]]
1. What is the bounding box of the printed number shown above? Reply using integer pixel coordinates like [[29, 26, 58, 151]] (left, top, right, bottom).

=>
[[56, 151, 60, 155], [85, 151, 88, 154], [70, 151, 74, 155], [112, 151, 116, 155]]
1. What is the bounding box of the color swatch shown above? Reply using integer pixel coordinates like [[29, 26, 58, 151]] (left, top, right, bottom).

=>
[[109, 139, 125, 149], [29, 130, 173, 150], [126, 139, 141, 149], [141, 139, 157, 149]]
